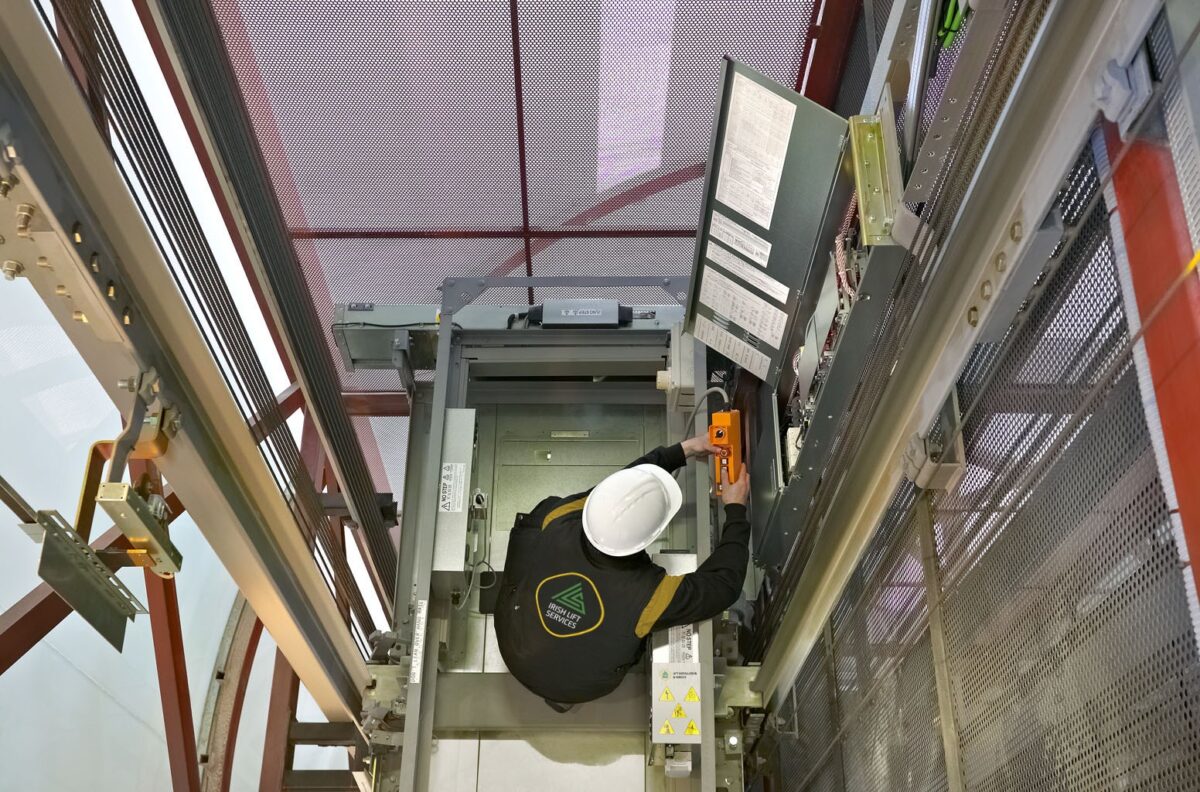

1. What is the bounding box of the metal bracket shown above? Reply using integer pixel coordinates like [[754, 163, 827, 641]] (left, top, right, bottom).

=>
[[96, 482, 183, 577], [849, 112, 903, 246], [903, 389, 966, 490], [360, 664, 408, 752], [1096, 47, 1153, 140], [36, 509, 146, 650], [439, 275, 691, 315], [391, 330, 417, 396], [715, 665, 763, 718]]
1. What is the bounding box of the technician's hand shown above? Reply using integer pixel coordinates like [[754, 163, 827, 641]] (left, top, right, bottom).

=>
[[721, 466, 750, 507], [682, 434, 722, 459]]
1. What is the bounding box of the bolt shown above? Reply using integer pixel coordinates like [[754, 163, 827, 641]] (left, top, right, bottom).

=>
[[1, 259, 23, 280], [3, 145, 15, 161], [36, 256, 50, 268], [995, 252, 1007, 272], [967, 305, 979, 327], [1009, 220, 1023, 242], [15, 204, 34, 237], [980, 280, 993, 300], [72, 310, 87, 323], [90, 253, 100, 273], [54, 284, 68, 297], [118, 377, 138, 392], [123, 308, 133, 326], [71, 223, 83, 244], [167, 413, 183, 435], [0, 177, 12, 198], [106, 281, 117, 300]]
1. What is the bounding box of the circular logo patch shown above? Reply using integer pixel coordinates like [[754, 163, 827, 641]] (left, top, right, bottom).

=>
[[535, 572, 605, 638]]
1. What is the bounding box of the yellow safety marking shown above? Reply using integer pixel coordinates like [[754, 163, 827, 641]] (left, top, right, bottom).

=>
[[685, 687, 701, 703], [659, 720, 675, 735], [659, 687, 674, 702], [684, 720, 700, 736], [672, 703, 687, 719]]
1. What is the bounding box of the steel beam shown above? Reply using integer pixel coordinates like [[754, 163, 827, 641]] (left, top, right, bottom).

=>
[[800, 0, 862, 107], [146, 570, 202, 792], [915, 493, 967, 792], [260, 649, 301, 792], [342, 392, 410, 417], [1102, 117, 1200, 602], [0, 0, 368, 718], [291, 227, 695, 240]]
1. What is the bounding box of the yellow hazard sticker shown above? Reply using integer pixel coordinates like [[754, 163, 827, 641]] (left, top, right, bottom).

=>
[[659, 720, 675, 735], [659, 687, 674, 702], [672, 703, 687, 719], [684, 720, 700, 736], [685, 687, 701, 703]]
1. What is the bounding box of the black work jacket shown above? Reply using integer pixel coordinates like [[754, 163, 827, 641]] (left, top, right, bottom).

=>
[[495, 443, 751, 704]]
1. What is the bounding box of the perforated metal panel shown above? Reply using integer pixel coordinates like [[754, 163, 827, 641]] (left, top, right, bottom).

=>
[[756, 128, 1200, 790], [517, 0, 814, 229], [932, 167, 1200, 791]]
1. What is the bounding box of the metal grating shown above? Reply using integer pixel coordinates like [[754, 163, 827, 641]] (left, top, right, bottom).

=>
[[529, 236, 695, 304]]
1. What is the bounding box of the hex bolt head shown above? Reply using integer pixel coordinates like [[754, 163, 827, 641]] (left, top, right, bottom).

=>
[[967, 305, 980, 327], [1, 259, 24, 280], [1009, 220, 1023, 242], [118, 377, 138, 392], [980, 280, 993, 300], [995, 252, 1007, 272]]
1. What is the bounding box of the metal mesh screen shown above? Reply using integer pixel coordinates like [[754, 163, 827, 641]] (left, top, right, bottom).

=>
[[932, 163, 1200, 791], [759, 132, 1200, 790], [517, 0, 813, 229]]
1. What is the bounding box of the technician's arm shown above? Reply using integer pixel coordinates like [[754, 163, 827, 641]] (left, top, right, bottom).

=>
[[634, 469, 752, 637], [623, 435, 722, 475]]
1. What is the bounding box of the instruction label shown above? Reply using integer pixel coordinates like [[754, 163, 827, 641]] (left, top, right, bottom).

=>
[[439, 462, 465, 513], [693, 315, 771, 380], [715, 73, 796, 229], [699, 267, 788, 347], [707, 241, 789, 305], [409, 598, 428, 686], [709, 210, 771, 267]]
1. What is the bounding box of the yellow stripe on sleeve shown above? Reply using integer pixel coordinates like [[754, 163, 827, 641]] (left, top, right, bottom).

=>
[[635, 574, 684, 638], [541, 496, 587, 530]]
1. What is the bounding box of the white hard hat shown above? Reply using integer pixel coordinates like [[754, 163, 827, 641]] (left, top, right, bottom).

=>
[[582, 464, 683, 556]]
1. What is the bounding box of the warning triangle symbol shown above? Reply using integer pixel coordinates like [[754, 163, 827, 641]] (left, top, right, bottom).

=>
[[659, 720, 675, 735], [672, 703, 687, 719], [684, 720, 700, 736], [685, 687, 701, 703], [659, 687, 674, 702]]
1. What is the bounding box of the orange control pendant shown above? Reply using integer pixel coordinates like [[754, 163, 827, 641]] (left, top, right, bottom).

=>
[[708, 409, 742, 495]]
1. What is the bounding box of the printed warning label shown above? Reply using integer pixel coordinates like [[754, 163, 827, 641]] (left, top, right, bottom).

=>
[[669, 622, 695, 664], [439, 462, 465, 513], [651, 662, 703, 745], [684, 720, 700, 736], [685, 687, 701, 703]]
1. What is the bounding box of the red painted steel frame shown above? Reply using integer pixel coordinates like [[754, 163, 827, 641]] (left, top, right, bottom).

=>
[[800, 0, 862, 107], [259, 649, 301, 792], [1105, 121, 1200, 593]]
